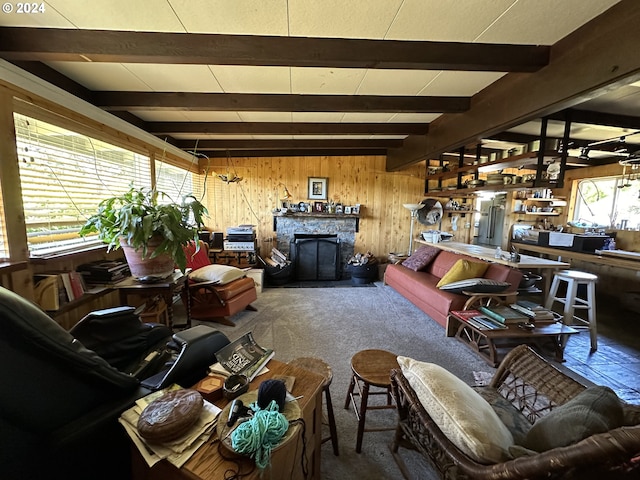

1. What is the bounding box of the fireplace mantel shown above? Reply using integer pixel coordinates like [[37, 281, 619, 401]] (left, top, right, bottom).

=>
[[272, 213, 360, 232]]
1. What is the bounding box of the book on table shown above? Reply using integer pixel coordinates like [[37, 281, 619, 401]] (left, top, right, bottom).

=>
[[510, 302, 557, 322], [209, 332, 274, 381], [479, 305, 528, 325], [450, 310, 506, 330]]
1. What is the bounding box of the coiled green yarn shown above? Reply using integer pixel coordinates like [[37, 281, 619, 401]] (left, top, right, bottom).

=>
[[231, 400, 289, 469]]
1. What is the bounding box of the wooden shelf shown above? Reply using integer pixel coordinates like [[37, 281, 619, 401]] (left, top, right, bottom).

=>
[[512, 212, 560, 216]]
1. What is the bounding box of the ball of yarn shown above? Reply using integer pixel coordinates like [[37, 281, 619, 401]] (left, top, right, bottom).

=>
[[257, 379, 287, 411]]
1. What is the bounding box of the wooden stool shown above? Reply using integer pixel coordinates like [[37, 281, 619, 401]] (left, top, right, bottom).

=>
[[545, 270, 598, 351], [288, 357, 339, 456], [344, 349, 397, 453]]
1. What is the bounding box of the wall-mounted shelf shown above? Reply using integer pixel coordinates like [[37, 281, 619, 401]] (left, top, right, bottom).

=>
[[512, 211, 560, 216]]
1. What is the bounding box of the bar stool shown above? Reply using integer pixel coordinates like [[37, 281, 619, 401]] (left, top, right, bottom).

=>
[[344, 349, 397, 453], [545, 270, 598, 351], [288, 357, 339, 456]]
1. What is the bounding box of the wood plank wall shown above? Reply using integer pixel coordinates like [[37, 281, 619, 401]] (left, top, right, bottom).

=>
[[200, 155, 427, 262]]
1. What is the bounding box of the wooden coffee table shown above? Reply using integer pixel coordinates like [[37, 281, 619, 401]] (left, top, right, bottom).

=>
[[446, 311, 578, 367]]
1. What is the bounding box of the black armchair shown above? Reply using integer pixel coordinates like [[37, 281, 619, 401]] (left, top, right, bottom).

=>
[[0, 286, 228, 480]]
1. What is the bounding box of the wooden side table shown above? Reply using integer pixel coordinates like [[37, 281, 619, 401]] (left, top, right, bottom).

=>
[[131, 360, 324, 480], [113, 271, 186, 328]]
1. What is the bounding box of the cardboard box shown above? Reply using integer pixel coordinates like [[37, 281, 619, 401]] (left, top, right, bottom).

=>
[[245, 268, 264, 293]]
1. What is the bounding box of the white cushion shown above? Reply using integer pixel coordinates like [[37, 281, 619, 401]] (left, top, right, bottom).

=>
[[189, 264, 246, 285], [397, 356, 514, 463]]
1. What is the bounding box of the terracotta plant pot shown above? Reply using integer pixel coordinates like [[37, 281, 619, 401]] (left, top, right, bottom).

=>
[[119, 237, 175, 280]]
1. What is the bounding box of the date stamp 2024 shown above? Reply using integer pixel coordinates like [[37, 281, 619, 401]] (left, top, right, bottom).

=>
[[2, 2, 46, 14]]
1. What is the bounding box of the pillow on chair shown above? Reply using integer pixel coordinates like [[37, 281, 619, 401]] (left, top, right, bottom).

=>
[[189, 265, 246, 285], [397, 355, 514, 463]]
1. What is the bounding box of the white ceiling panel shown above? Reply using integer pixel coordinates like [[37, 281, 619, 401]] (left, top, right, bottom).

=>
[[476, 0, 621, 44], [180, 111, 244, 122], [291, 68, 366, 94], [237, 112, 293, 122], [172, 134, 257, 140], [385, 0, 514, 41], [122, 64, 222, 92], [341, 113, 397, 122], [47, 0, 184, 31], [0, 3, 74, 27], [45, 62, 151, 91], [357, 70, 440, 95], [288, 0, 403, 39], [210, 66, 291, 93], [291, 112, 346, 122], [390, 113, 440, 122], [418, 71, 506, 96], [168, 0, 289, 35]]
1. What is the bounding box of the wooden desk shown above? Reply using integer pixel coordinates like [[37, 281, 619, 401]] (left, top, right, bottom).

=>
[[416, 240, 570, 300], [131, 360, 324, 480], [113, 271, 186, 328]]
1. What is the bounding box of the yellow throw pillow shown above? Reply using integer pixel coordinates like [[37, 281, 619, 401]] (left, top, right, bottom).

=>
[[436, 259, 489, 288]]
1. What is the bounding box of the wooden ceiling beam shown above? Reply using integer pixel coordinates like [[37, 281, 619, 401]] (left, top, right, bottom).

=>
[[386, 0, 640, 171], [549, 109, 640, 131], [202, 149, 387, 158], [177, 139, 402, 150], [0, 27, 549, 72], [95, 92, 469, 113], [148, 122, 427, 135]]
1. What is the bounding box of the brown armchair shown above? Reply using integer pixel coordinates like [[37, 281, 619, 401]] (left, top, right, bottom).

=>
[[181, 241, 257, 327]]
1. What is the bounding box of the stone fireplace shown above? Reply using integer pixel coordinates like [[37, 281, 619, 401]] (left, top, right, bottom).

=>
[[273, 213, 359, 279]]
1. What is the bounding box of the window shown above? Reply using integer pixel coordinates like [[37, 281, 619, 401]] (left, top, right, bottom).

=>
[[155, 160, 205, 205], [573, 176, 640, 229], [15, 113, 152, 256]]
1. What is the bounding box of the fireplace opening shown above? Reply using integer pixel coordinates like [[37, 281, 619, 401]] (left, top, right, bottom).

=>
[[290, 234, 340, 281]]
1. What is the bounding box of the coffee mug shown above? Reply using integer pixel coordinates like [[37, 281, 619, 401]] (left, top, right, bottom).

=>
[[503, 176, 513, 185]]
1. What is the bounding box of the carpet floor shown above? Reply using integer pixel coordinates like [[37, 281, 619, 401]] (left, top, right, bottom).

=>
[[184, 281, 494, 480]]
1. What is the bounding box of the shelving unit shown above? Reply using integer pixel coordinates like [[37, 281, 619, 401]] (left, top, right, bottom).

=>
[[513, 195, 566, 216], [425, 150, 566, 196]]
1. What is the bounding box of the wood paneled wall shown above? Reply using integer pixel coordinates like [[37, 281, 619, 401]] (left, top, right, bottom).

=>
[[200, 155, 427, 262]]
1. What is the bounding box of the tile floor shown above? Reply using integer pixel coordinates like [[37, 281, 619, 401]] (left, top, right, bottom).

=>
[[536, 293, 640, 404]]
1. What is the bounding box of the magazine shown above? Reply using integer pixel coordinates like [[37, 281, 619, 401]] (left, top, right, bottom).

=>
[[210, 332, 274, 381]]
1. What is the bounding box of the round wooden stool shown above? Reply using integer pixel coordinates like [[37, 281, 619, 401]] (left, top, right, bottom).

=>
[[288, 357, 339, 456], [344, 349, 398, 453], [545, 270, 598, 351]]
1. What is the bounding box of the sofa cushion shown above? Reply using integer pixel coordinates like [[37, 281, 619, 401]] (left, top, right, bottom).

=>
[[522, 386, 624, 452], [190, 265, 246, 285], [439, 278, 511, 294], [398, 355, 514, 463], [436, 259, 490, 288], [401, 245, 440, 271]]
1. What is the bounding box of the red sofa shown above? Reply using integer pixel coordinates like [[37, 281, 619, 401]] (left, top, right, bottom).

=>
[[384, 249, 522, 327]]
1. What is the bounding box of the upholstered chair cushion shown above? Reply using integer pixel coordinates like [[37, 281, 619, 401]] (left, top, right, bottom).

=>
[[397, 355, 514, 463], [189, 265, 246, 285]]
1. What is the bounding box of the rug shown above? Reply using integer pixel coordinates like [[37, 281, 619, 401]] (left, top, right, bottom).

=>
[[184, 282, 492, 480]]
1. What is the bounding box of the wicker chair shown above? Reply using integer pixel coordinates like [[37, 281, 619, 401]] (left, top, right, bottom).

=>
[[390, 344, 640, 479]]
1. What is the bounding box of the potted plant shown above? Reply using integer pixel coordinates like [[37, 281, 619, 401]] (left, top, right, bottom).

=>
[[80, 186, 207, 279]]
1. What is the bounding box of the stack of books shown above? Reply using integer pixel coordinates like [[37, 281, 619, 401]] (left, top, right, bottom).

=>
[[510, 300, 558, 324], [478, 305, 529, 325], [450, 310, 507, 330], [77, 260, 130, 284]]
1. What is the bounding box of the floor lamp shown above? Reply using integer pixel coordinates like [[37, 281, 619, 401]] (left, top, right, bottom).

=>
[[403, 203, 425, 256]]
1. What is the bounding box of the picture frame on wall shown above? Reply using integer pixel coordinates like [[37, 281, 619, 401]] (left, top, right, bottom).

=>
[[308, 177, 328, 200]]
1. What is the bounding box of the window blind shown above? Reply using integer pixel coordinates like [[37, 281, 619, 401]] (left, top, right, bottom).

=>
[[14, 113, 152, 256]]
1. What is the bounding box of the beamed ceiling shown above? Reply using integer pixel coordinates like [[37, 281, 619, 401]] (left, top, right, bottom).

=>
[[1, 0, 640, 170]]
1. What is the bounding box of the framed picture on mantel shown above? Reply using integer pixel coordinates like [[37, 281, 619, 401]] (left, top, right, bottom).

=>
[[308, 177, 328, 200]]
